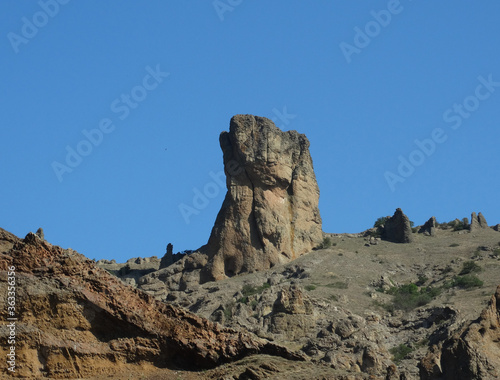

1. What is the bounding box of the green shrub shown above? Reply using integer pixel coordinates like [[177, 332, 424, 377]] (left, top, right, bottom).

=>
[[317, 237, 333, 249], [449, 243, 459, 247], [241, 282, 270, 297], [417, 275, 428, 286], [387, 283, 441, 311], [459, 261, 482, 275], [451, 218, 469, 231], [305, 284, 317, 291], [374, 216, 389, 229], [452, 275, 483, 289], [390, 344, 413, 364], [238, 296, 248, 304]]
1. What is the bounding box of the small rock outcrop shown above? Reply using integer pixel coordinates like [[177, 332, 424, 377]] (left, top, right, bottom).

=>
[[420, 285, 500, 379], [381, 208, 413, 243], [159, 243, 174, 269], [270, 285, 314, 341], [35, 227, 44, 240], [419, 216, 437, 236], [470, 212, 488, 232], [200, 115, 322, 282]]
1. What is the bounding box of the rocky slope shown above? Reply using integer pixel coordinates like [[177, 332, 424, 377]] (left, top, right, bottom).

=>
[[0, 228, 306, 378], [101, 218, 500, 379], [420, 285, 500, 379]]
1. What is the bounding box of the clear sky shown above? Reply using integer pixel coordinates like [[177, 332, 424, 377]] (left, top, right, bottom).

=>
[[2, 1, 500, 262]]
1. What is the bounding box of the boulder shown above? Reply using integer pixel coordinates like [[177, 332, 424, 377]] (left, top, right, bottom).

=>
[[200, 115, 322, 282], [381, 208, 413, 243]]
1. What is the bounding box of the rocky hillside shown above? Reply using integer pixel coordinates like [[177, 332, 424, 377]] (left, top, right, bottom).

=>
[[101, 213, 500, 379], [0, 228, 312, 379], [4, 115, 500, 379]]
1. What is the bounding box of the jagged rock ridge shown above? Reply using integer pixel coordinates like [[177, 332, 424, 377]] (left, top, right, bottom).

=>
[[200, 114, 322, 282]]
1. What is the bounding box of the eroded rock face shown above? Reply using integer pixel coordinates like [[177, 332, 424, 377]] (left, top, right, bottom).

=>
[[420, 285, 500, 379], [419, 216, 437, 236], [470, 211, 488, 232], [200, 115, 322, 282], [382, 208, 413, 243], [0, 228, 302, 378]]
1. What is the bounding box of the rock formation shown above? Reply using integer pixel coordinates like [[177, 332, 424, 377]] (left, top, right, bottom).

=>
[[381, 208, 413, 243], [0, 228, 301, 378], [419, 216, 437, 236], [35, 227, 44, 240], [470, 211, 488, 232], [159, 243, 174, 269], [420, 285, 500, 379], [200, 115, 322, 282]]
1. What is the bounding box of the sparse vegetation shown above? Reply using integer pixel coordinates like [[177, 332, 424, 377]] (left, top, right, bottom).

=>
[[459, 261, 482, 275], [390, 344, 413, 364], [317, 237, 334, 249], [416, 275, 428, 286], [451, 275, 483, 289], [385, 283, 441, 312], [325, 281, 348, 289], [241, 282, 270, 297], [449, 218, 469, 231]]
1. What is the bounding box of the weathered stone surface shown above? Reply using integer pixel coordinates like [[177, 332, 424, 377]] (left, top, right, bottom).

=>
[[478, 212, 488, 228], [419, 216, 437, 236], [419, 285, 500, 379], [382, 208, 413, 243], [270, 285, 315, 340], [470, 211, 488, 232], [0, 228, 303, 378], [200, 115, 322, 282], [35, 227, 44, 240]]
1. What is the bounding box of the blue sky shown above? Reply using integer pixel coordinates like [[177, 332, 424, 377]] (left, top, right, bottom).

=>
[[2, 1, 500, 262]]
